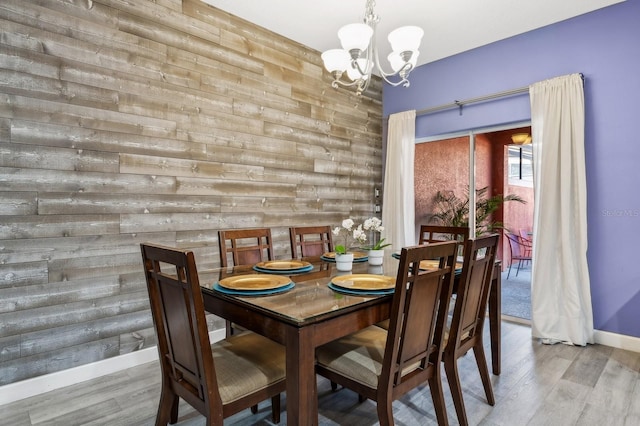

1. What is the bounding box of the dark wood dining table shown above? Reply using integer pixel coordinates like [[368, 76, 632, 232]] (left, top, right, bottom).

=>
[[198, 251, 501, 426]]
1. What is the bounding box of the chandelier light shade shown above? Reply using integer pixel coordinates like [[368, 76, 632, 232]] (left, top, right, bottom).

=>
[[387, 26, 423, 52], [338, 24, 373, 52], [322, 0, 423, 95], [321, 49, 351, 73]]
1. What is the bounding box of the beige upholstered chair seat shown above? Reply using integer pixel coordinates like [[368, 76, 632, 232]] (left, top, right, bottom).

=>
[[375, 319, 390, 330], [213, 331, 286, 404], [316, 326, 423, 389], [316, 326, 385, 388]]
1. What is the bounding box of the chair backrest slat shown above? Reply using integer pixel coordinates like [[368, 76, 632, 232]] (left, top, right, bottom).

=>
[[289, 226, 334, 259], [418, 225, 469, 245], [218, 228, 273, 267]]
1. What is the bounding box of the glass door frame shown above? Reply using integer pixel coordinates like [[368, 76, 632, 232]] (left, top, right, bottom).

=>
[[415, 120, 531, 239]]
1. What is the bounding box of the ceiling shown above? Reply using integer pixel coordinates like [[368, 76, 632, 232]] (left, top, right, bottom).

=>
[[202, 0, 624, 69]]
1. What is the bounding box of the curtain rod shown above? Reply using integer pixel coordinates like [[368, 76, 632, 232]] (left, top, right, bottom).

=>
[[415, 85, 529, 117], [413, 73, 584, 117]]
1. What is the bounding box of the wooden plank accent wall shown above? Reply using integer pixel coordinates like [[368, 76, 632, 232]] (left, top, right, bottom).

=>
[[0, 0, 383, 385]]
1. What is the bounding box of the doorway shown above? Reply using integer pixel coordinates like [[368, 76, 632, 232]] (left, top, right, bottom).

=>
[[502, 135, 533, 321], [414, 123, 533, 321]]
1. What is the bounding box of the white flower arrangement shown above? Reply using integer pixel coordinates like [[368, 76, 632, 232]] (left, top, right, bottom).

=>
[[362, 217, 391, 250], [332, 219, 367, 254]]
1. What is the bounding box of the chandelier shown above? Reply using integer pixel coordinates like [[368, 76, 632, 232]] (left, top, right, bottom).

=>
[[321, 0, 423, 95]]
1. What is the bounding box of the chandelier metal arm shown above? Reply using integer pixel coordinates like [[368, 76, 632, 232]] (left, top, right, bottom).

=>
[[377, 62, 415, 87], [329, 71, 365, 90], [368, 19, 414, 88]]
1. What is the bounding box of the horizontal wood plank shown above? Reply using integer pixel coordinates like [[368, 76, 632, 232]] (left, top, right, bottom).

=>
[[0, 214, 120, 239], [0, 141, 119, 173], [9, 120, 208, 160], [0, 261, 48, 290], [0, 191, 37, 215], [0, 337, 121, 386], [0, 232, 176, 265], [47, 252, 144, 282], [38, 192, 222, 215], [0, 167, 178, 194], [0, 276, 121, 314], [0, 291, 150, 338], [20, 310, 153, 357]]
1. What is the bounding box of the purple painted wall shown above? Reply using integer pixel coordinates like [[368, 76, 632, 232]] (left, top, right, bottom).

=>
[[383, 0, 640, 338]]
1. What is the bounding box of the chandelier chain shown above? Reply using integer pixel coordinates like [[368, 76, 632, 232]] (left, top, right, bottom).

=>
[[364, 0, 380, 26]]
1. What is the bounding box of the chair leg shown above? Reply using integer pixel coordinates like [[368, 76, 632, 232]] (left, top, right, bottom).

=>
[[507, 262, 512, 279], [428, 373, 449, 426], [251, 404, 258, 414], [516, 259, 522, 277], [270, 394, 281, 424], [170, 399, 179, 425], [472, 343, 495, 405], [225, 320, 234, 337], [330, 381, 338, 391], [376, 395, 394, 426], [155, 382, 179, 426], [443, 356, 468, 426]]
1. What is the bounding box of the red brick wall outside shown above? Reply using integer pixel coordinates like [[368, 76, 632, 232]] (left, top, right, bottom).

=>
[[414, 136, 470, 239], [414, 135, 492, 234]]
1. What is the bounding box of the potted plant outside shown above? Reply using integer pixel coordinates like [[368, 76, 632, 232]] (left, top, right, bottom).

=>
[[430, 186, 525, 236]]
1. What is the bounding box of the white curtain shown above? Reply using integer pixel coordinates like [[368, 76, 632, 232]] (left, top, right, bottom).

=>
[[381, 110, 416, 250], [529, 73, 594, 346]]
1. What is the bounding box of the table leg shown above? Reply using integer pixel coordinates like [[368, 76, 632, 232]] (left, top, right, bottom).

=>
[[285, 326, 318, 426], [489, 262, 501, 375]]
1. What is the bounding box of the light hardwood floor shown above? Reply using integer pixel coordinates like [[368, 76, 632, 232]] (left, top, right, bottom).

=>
[[2, 321, 639, 426]]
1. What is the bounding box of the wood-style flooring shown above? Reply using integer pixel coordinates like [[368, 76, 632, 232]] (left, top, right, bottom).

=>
[[2, 321, 639, 425]]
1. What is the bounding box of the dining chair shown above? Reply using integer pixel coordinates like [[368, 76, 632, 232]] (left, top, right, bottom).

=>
[[505, 232, 531, 279], [289, 225, 334, 259], [419, 225, 470, 246], [218, 228, 273, 268], [518, 229, 533, 257], [419, 225, 469, 260], [442, 234, 499, 426], [316, 241, 458, 426], [218, 228, 274, 336], [140, 243, 286, 426]]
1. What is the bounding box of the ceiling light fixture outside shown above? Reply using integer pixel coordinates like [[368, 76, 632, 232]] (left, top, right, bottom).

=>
[[511, 133, 532, 145], [321, 0, 423, 95]]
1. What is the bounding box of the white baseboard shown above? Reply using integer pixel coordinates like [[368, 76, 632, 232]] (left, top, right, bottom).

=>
[[499, 317, 640, 352], [0, 329, 225, 406], [2, 327, 638, 407], [593, 329, 640, 353], [501, 314, 532, 326]]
